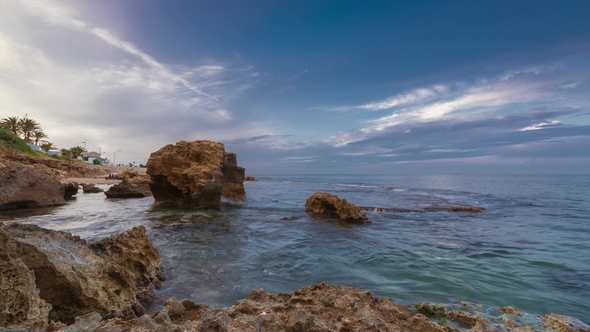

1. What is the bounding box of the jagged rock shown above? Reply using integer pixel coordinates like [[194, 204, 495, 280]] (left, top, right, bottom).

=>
[[82, 184, 104, 193], [146, 140, 246, 208], [104, 180, 151, 198], [0, 225, 52, 331], [221, 152, 247, 202], [56, 312, 101, 332], [502, 306, 521, 316], [62, 180, 78, 198], [114, 170, 150, 184], [446, 310, 491, 329], [305, 192, 371, 224], [542, 313, 590, 332], [244, 176, 257, 181], [0, 224, 164, 325], [0, 159, 68, 211]]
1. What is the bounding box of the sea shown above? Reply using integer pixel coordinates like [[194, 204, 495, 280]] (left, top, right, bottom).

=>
[[1, 174, 589, 324]]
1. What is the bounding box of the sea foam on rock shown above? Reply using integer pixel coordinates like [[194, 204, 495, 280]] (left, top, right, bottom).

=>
[[146, 140, 246, 208]]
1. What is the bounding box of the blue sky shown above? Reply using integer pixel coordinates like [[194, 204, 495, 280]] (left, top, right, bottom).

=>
[[1, 0, 589, 173]]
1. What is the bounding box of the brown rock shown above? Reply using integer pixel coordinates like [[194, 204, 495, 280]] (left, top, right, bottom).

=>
[[305, 192, 371, 224], [0, 224, 164, 324], [503, 320, 534, 332], [502, 306, 521, 316], [115, 170, 150, 184], [543, 313, 590, 332], [446, 310, 491, 329], [2, 149, 108, 178], [146, 140, 246, 208], [104, 180, 151, 198], [0, 225, 52, 331], [82, 183, 104, 193], [0, 159, 67, 210], [244, 176, 257, 181]]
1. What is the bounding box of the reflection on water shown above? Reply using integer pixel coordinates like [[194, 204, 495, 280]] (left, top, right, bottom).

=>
[[2, 175, 590, 323]]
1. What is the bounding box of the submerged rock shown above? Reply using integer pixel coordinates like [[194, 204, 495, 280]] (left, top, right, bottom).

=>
[[305, 192, 371, 224], [0, 224, 164, 326], [146, 140, 246, 208], [104, 180, 151, 198]]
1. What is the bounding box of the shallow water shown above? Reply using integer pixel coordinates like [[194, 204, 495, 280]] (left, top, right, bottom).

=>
[[2, 174, 589, 323]]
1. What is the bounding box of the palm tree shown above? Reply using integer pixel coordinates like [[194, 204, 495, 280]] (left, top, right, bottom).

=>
[[33, 131, 48, 145], [40, 142, 56, 153], [18, 115, 40, 143], [0, 116, 20, 136]]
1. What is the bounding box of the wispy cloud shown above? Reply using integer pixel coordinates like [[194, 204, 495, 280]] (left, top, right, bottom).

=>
[[0, 0, 260, 163]]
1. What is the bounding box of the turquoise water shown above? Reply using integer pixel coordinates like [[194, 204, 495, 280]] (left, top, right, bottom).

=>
[[2, 174, 589, 323]]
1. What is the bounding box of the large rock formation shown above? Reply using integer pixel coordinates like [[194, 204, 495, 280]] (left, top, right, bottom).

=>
[[115, 170, 150, 184], [305, 192, 371, 224], [0, 224, 164, 326], [0, 224, 52, 331], [0, 158, 77, 211], [104, 180, 151, 198], [81, 183, 104, 193], [146, 140, 246, 208]]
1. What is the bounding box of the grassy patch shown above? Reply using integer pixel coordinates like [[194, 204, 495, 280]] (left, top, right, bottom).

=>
[[0, 128, 38, 155]]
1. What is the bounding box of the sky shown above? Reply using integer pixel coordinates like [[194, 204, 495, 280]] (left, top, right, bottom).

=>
[[1, 0, 589, 173]]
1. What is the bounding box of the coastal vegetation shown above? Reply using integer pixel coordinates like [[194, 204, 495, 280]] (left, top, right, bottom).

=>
[[0, 115, 89, 163]]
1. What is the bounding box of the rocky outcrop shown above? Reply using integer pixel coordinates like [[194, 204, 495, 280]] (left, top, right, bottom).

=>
[[0, 224, 164, 326], [2, 149, 108, 178], [244, 176, 257, 181], [146, 140, 246, 208], [305, 192, 371, 224], [543, 313, 590, 332], [359, 205, 486, 213], [82, 183, 104, 193], [0, 224, 52, 331], [0, 159, 72, 211], [104, 180, 151, 198], [115, 170, 150, 184], [66, 284, 458, 332]]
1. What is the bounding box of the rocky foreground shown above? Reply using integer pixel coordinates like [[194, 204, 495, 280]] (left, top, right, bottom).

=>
[[2, 223, 588, 332]]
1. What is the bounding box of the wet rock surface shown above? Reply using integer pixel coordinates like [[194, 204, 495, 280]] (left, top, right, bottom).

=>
[[104, 180, 151, 198], [146, 140, 246, 208], [359, 205, 485, 213], [0, 224, 164, 327], [305, 192, 371, 224]]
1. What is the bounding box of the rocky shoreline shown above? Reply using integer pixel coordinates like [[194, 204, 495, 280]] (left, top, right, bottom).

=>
[[2, 222, 588, 332]]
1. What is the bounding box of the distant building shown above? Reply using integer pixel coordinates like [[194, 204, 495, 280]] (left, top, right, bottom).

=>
[[81, 151, 107, 165]]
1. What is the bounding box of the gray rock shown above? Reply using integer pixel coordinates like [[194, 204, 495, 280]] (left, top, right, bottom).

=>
[[163, 297, 185, 318], [57, 312, 101, 332], [136, 315, 159, 331]]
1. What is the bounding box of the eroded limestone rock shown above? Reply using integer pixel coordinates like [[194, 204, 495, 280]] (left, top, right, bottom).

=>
[[104, 180, 151, 198], [305, 192, 371, 224], [146, 140, 246, 208], [0, 224, 164, 325]]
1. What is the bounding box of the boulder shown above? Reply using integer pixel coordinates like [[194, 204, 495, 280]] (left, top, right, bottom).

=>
[[0, 225, 52, 331], [104, 180, 151, 198], [82, 183, 104, 193], [0, 224, 164, 325], [0, 159, 67, 211], [305, 192, 371, 224], [244, 176, 257, 181], [146, 140, 246, 208]]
